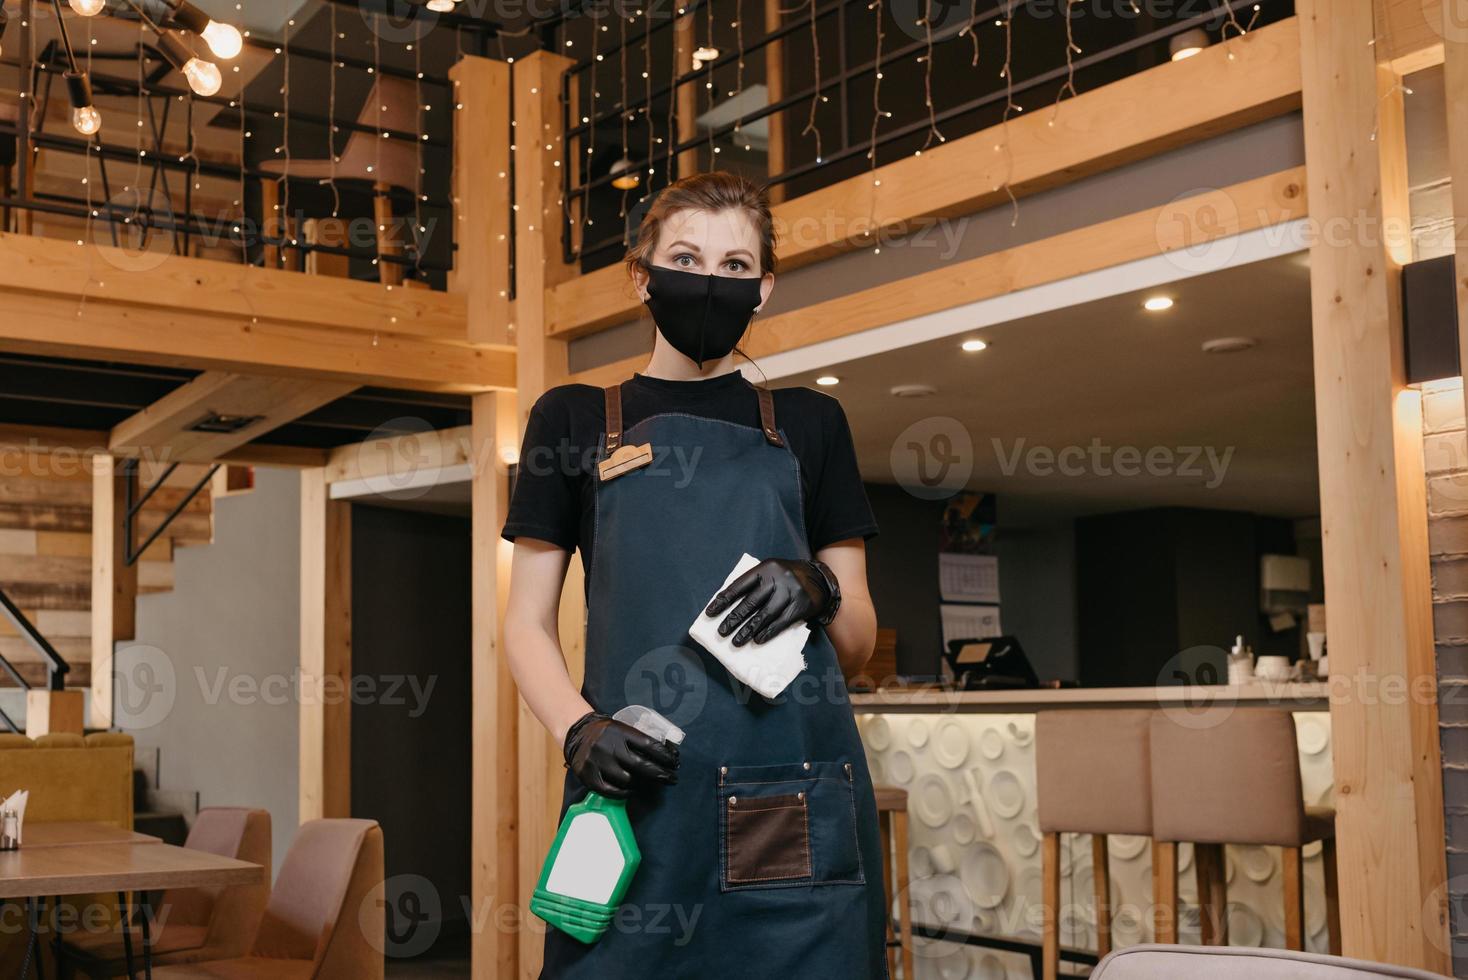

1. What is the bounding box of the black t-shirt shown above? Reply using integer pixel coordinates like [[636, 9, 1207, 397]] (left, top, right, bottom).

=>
[[502, 371, 878, 570]]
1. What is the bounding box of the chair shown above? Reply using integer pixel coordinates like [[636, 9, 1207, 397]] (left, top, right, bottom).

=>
[[1148, 710, 1340, 952], [152, 818, 384, 980], [874, 786, 914, 980], [1034, 709, 1155, 980], [1092, 944, 1453, 979], [258, 77, 419, 285], [59, 807, 271, 977]]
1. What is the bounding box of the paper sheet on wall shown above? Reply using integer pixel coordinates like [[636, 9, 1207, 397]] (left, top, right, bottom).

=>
[[939, 553, 1000, 603], [940, 603, 1001, 649]]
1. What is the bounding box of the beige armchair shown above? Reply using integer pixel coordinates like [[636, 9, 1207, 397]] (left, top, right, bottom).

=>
[[1093, 945, 1454, 979], [152, 818, 384, 980], [60, 807, 272, 977]]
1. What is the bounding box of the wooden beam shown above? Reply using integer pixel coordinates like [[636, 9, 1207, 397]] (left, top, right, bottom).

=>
[[570, 167, 1308, 385], [449, 57, 513, 346], [1383, 0, 1447, 74], [547, 16, 1304, 339], [510, 49, 578, 980], [1298, 0, 1450, 969], [0, 231, 467, 341], [323, 426, 472, 486], [0, 423, 328, 468], [298, 467, 351, 823], [89, 456, 136, 730], [471, 391, 517, 980], [109, 372, 355, 464], [0, 289, 511, 394]]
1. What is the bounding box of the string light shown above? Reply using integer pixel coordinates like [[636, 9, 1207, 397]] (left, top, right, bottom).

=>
[[866, 0, 890, 255], [731, 13, 748, 152], [67, 0, 104, 16], [917, 2, 944, 151], [959, 0, 979, 66], [1049, 0, 1079, 125], [644, 5, 655, 186], [615, 8, 636, 201], [799, 0, 823, 163], [996, 1, 1019, 226], [703, 0, 715, 160]]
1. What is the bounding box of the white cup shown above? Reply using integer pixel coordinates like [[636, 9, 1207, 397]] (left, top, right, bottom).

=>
[[1255, 655, 1292, 681], [930, 843, 957, 875]]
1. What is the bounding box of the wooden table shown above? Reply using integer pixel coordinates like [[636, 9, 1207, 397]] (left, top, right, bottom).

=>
[[0, 842, 260, 899], [22, 822, 160, 849], [0, 838, 263, 979]]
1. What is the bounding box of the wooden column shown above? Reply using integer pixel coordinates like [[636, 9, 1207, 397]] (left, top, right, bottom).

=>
[[298, 467, 351, 822], [90, 455, 137, 730], [449, 56, 513, 345], [511, 50, 580, 980], [1298, 0, 1450, 969], [764, 0, 787, 201], [448, 52, 519, 980], [470, 391, 518, 980], [673, 12, 699, 178]]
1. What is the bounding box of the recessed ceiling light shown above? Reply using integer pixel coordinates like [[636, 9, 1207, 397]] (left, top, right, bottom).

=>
[[815, 375, 840, 386], [1143, 296, 1175, 312], [961, 338, 989, 352]]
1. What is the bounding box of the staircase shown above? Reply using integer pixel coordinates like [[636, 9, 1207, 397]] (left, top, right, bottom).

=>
[[0, 449, 251, 692]]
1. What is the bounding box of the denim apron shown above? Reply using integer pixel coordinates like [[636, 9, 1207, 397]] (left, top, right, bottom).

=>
[[540, 383, 889, 979]]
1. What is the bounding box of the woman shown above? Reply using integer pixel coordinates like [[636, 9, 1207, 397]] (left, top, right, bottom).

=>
[[503, 171, 888, 978]]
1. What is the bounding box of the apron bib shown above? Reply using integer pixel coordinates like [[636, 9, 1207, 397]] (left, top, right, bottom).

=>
[[539, 383, 889, 979]]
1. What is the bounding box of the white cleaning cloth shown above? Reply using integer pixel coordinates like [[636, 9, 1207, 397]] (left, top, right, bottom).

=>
[[688, 553, 809, 700]]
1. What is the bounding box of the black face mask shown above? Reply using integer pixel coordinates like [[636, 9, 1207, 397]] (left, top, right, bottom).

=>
[[643, 265, 763, 368]]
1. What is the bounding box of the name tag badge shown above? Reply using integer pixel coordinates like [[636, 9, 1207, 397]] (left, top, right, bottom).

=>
[[598, 443, 654, 482]]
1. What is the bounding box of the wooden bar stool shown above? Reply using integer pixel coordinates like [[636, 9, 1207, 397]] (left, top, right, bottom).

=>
[[874, 785, 915, 980], [1148, 710, 1340, 953], [1035, 709, 1156, 980]]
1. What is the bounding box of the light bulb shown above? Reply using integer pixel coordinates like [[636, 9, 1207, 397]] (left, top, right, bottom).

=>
[[69, 0, 106, 15], [199, 20, 243, 59], [426, 0, 455, 9], [181, 57, 222, 97], [71, 104, 102, 135]]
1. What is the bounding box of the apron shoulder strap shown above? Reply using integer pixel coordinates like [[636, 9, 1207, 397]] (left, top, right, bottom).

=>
[[604, 383, 623, 454], [757, 387, 785, 448]]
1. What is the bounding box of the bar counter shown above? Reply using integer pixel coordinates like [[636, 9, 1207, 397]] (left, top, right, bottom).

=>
[[851, 682, 1331, 713], [850, 685, 1335, 974]]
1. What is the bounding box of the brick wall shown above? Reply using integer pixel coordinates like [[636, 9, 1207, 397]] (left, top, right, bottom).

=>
[[1421, 377, 1468, 974]]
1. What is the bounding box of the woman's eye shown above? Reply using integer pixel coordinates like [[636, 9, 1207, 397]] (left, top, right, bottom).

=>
[[674, 254, 696, 267], [725, 260, 747, 273]]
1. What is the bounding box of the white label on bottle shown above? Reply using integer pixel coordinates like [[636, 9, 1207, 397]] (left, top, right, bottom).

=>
[[544, 812, 626, 905]]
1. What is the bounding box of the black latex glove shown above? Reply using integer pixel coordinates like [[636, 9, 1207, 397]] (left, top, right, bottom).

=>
[[704, 558, 834, 646], [562, 711, 679, 799]]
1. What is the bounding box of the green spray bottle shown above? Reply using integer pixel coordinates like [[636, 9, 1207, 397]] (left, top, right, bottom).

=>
[[530, 705, 685, 944]]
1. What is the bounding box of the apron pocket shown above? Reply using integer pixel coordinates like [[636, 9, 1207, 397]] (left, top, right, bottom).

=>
[[719, 761, 866, 891], [724, 793, 811, 885]]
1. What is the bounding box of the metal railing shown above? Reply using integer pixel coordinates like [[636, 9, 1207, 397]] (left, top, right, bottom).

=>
[[557, 0, 1292, 270], [2, 0, 496, 281], [0, 588, 72, 732]]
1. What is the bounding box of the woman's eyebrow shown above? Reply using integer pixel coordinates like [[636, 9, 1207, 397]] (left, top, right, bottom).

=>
[[665, 239, 702, 252], [723, 248, 755, 260]]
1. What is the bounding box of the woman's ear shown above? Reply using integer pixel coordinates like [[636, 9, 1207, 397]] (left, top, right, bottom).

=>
[[631, 263, 650, 302], [757, 272, 775, 312]]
